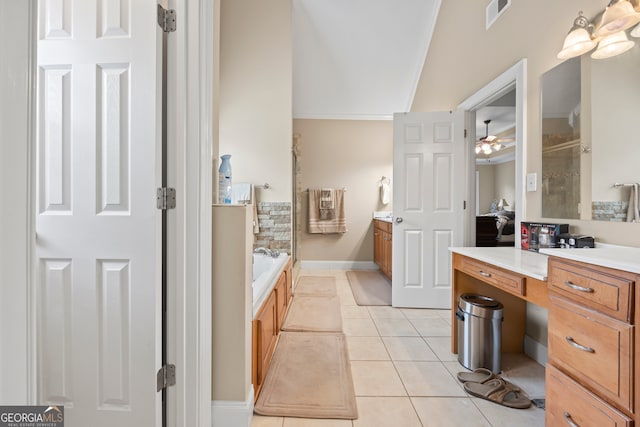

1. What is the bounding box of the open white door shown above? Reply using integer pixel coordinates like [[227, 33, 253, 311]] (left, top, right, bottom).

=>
[[35, 1, 161, 426], [392, 111, 465, 308]]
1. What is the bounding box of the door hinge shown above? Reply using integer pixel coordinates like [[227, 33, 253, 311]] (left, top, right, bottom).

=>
[[157, 364, 176, 392], [157, 187, 176, 210], [157, 4, 176, 33], [464, 129, 467, 138], [463, 200, 467, 210]]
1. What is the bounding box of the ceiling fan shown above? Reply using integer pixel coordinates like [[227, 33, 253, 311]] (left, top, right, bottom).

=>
[[475, 119, 514, 155]]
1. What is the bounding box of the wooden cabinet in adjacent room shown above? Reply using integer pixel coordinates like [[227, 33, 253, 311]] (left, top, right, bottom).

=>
[[373, 220, 392, 280], [546, 257, 638, 426]]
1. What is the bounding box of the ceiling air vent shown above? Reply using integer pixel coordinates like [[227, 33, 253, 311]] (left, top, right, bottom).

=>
[[486, 0, 511, 29]]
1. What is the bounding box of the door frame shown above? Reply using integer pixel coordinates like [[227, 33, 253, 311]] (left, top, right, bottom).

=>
[[0, 1, 214, 426], [458, 59, 527, 248]]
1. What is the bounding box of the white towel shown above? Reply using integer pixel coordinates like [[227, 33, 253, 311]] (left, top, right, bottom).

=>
[[626, 184, 639, 223], [252, 185, 260, 234], [380, 182, 390, 205], [379, 176, 391, 205], [231, 182, 252, 204]]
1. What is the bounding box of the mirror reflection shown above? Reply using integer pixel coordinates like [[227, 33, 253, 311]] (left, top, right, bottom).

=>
[[541, 42, 640, 222]]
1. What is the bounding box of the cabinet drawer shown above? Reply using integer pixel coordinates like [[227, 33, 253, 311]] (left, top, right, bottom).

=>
[[460, 257, 525, 296], [548, 296, 633, 413], [546, 364, 632, 427], [548, 258, 633, 322], [373, 219, 392, 233]]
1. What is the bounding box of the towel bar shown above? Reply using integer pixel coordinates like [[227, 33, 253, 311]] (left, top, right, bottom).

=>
[[304, 188, 347, 192]]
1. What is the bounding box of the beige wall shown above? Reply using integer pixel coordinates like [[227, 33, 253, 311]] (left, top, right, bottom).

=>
[[477, 165, 496, 214], [590, 45, 640, 202], [294, 119, 393, 261], [219, 0, 292, 203], [495, 161, 515, 209], [477, 161, 515, 214], [413, 0, 640, 247]]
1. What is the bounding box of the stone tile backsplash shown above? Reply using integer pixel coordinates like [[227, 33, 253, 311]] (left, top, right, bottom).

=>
[[255, 202, 291, 253], [592, 201, 630, 222]]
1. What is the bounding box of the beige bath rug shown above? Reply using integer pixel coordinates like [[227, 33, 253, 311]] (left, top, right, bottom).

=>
[[254, 332, 358, 419], [281, 295, 342, 332], [294, 275, 337, 297], [346, 270, 391, 306]]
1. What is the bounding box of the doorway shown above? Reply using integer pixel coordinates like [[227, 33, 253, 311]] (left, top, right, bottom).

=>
[[0, 1, 215, 426], [458, 59, 527, 248]]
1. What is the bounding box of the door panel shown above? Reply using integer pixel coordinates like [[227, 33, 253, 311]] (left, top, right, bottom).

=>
[[392, 111, 464, 308], [36, 0, 160, 425]]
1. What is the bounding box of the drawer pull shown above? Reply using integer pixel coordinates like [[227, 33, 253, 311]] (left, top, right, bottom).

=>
[[563, 412, 579, 427], [564, 280, 593, 293], [478, 271, 491, 278], [565, 336, 595, 353]]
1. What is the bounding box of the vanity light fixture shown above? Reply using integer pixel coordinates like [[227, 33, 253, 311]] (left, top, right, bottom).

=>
[[557, 12, 597, 59], [559, 2, 640, 59], [591, 30, 635, 58], [594, 0, 640, 38]]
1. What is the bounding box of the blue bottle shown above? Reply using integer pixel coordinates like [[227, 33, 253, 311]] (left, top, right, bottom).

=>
[[218, 154, 232, 204]]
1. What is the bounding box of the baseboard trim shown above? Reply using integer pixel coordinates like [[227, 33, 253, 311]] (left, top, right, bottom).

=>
[[524, 335, 548, 367], [211, 388, 254, 427], [299, 260, 378, 270]]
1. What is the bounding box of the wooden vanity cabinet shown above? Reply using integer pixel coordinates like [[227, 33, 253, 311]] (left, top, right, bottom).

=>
[[546, 257, 638, 425], [252, 258, 293, 399], [373, 220, 392, 280]]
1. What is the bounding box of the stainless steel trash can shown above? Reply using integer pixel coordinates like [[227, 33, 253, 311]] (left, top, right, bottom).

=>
[[455, 293, 503, 374]]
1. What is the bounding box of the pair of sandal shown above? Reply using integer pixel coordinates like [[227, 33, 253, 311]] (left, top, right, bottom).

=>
[[456, 368, 531, 409]]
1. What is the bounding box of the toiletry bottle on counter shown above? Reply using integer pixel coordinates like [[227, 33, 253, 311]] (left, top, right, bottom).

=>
[[218, 154, 232, 204]]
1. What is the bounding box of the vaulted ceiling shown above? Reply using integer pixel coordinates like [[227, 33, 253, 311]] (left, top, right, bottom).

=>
[[292, 0, 441, 120]]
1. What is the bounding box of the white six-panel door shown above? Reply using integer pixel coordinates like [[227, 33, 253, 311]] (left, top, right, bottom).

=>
[[36, 1, 161, 426], [392, 111, 465, 309]]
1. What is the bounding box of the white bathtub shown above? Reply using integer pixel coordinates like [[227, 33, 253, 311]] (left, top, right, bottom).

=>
[[252, 252, 290, 318]]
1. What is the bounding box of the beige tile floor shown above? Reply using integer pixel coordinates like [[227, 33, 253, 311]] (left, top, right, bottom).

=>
[[251, 270, 545, 427]]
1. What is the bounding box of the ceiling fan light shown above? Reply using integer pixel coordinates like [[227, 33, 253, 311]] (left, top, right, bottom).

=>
[[591, 30, 635, 59], [475, 145, 482, 154], [494, 144, 503, 151], [481, 142, 491, 152], [594, 0, 640, 38], [630, 22, 640, 37]]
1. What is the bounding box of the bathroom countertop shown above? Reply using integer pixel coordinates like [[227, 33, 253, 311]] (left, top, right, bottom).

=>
[[539, 247, 640, 275], [449, 247, 549, 281], [373, 217, 393, 224], [372, 211, 393, 223]]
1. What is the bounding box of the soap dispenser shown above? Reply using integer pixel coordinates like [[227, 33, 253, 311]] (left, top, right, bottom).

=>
[[218, 154, 232, 204]]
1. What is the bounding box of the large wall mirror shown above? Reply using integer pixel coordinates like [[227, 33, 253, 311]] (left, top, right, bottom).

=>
[[541, 42, 640, 222]]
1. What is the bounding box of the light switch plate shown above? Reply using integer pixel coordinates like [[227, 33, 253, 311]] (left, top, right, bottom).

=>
[[526, 173, 537, 192]]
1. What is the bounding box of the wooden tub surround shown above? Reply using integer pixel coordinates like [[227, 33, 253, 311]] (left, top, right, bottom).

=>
[[252, 257, 292, 400]]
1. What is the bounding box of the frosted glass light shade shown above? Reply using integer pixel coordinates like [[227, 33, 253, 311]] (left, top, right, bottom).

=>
[[591, 31, 635, 59], [594, 0, 640, 38], [558, 27, 597, 59], [631, 22, 640, 37]]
